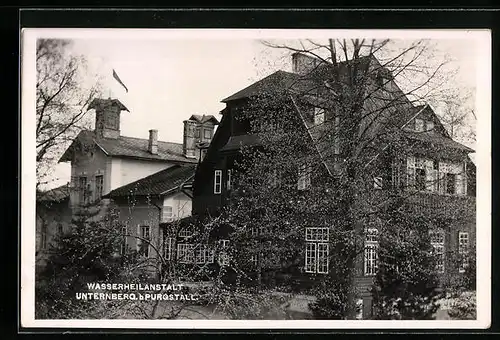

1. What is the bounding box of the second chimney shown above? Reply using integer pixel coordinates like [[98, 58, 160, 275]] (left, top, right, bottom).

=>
[[148, 129, 158, 154]]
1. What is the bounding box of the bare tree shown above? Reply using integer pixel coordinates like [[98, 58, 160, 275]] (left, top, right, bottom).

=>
[[36, 39, 102, 190]]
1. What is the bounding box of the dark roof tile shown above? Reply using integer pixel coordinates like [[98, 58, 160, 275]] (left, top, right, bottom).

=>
[[59, 130, 199, 164], [105, 164, 196, 198]]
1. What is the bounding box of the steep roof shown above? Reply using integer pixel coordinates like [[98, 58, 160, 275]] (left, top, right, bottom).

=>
[[59, 130, 198, 164], [104, 164, 196, 198], [189, 114, 219, 125], [220, 54, 474, 176], [36, 183, 70, 202], [222, 71, 300, 103]]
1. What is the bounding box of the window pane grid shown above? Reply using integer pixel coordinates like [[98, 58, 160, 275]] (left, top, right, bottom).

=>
[[430, 230, 445, 273]]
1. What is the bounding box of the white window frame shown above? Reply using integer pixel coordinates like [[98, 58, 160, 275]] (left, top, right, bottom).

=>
[[178, 226, 194, 239], [218, 239, 230, 266], [95, 174, 104, 201], [364, 228, 379, 276], [314, 107, 325, 125], [430, 230, 445, 273], [138, 225, 151, 258], [298, 164, 311, 190], [414, 118, 425, 132], [194, 244, 215, 264], [305, 227, 329, 274], [214, 170, 222, 194], [164, 237, 174, 260], [227, 169, 232, 191], [373, 176, 383, 189], [40, 223, 48, 250], [458, 232, 469, 273], [162, 205, 173, 223], [177, 243, 194, 264]]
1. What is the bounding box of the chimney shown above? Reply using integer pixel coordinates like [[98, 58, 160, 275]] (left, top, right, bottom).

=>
[[292, 52, 321, 75], [148, 129, 158, 154], [89, 98, 129, 139], [183, 120, 198, 159]]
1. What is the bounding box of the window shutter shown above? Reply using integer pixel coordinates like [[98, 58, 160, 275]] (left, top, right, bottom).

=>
[[455, 173, 464, 195], [407, 157, 416, 190]]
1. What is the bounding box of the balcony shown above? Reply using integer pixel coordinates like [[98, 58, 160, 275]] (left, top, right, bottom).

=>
[[405, 191, 476, 220]]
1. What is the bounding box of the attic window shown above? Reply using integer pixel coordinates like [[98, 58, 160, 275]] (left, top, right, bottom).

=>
[[426, 120, 435, 131], [414, 118, 425, 132], [314, 107, 325, 125]]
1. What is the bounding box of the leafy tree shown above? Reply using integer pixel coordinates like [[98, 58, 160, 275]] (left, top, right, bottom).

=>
[[370, 205, 442, 320], [36, 38, 102, 189]]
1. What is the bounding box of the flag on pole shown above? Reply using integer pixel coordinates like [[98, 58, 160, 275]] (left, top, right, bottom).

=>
[[112, 69, 129, 93]]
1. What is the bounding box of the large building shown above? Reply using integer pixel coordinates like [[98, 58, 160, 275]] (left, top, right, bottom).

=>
[[185, 52, 476, 318], [35, 97, 219, 274]]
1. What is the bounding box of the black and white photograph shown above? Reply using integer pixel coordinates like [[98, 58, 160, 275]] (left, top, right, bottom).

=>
[[20, 28, 490, 329]]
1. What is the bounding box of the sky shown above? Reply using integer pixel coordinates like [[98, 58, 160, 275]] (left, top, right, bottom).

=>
[[32, 29, 487, 190]]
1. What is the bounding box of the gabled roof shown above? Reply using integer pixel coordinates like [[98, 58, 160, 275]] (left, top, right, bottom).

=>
[[189, 114, 219, 125], [104, 164, 196, 198], [222, 70, 301, 103], [88, 98, 129, 112], [36, 183, 70, 202], [59, 130, 198, 164]]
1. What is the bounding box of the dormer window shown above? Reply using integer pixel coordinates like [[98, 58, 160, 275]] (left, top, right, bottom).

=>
[[204, 129, 212, 140], [314, 107, 325, 125], [414, 118, 425, 132]]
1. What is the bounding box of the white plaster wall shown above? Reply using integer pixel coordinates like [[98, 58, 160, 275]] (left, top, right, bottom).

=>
[[110, 158, 174, 190], [161, 191, 192, 222]]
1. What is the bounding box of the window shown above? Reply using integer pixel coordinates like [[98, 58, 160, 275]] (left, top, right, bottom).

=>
[[178, 226, 194, 238], [250, 254, 259, 267], [78, 176, 88, 204], [415, 168, 426, 191], [164, 237, 174, 260], [40, 224, 47, 250], [95, 175, 103, 201], [364, 228, 379, 276], [162, 205, 173, 222], [227, 169, 232, 191], [430, 230, 445, 273], [204, 129, 212, 140], [298, 164, 311, 190], [373, 176, 383, 189], [314, 107, 325, 125], [426, 120, 435, 131], [177, 243, 194, 264], [195, 128, 201, 139], [407, 157, 438, 192], [414, 118, 425, 132], [446, 173, 457, 195], [214, 170, 222, 194], [120, 226, 127, 255], [305, 227, 329, 274], [458, 232, 469, 273], [218, 239, 230, 266], [138, 226, 151, 258], [194, 245, 215, 264]]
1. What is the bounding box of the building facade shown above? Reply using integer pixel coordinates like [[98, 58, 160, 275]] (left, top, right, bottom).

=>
[[185, 53, 476, 318]]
